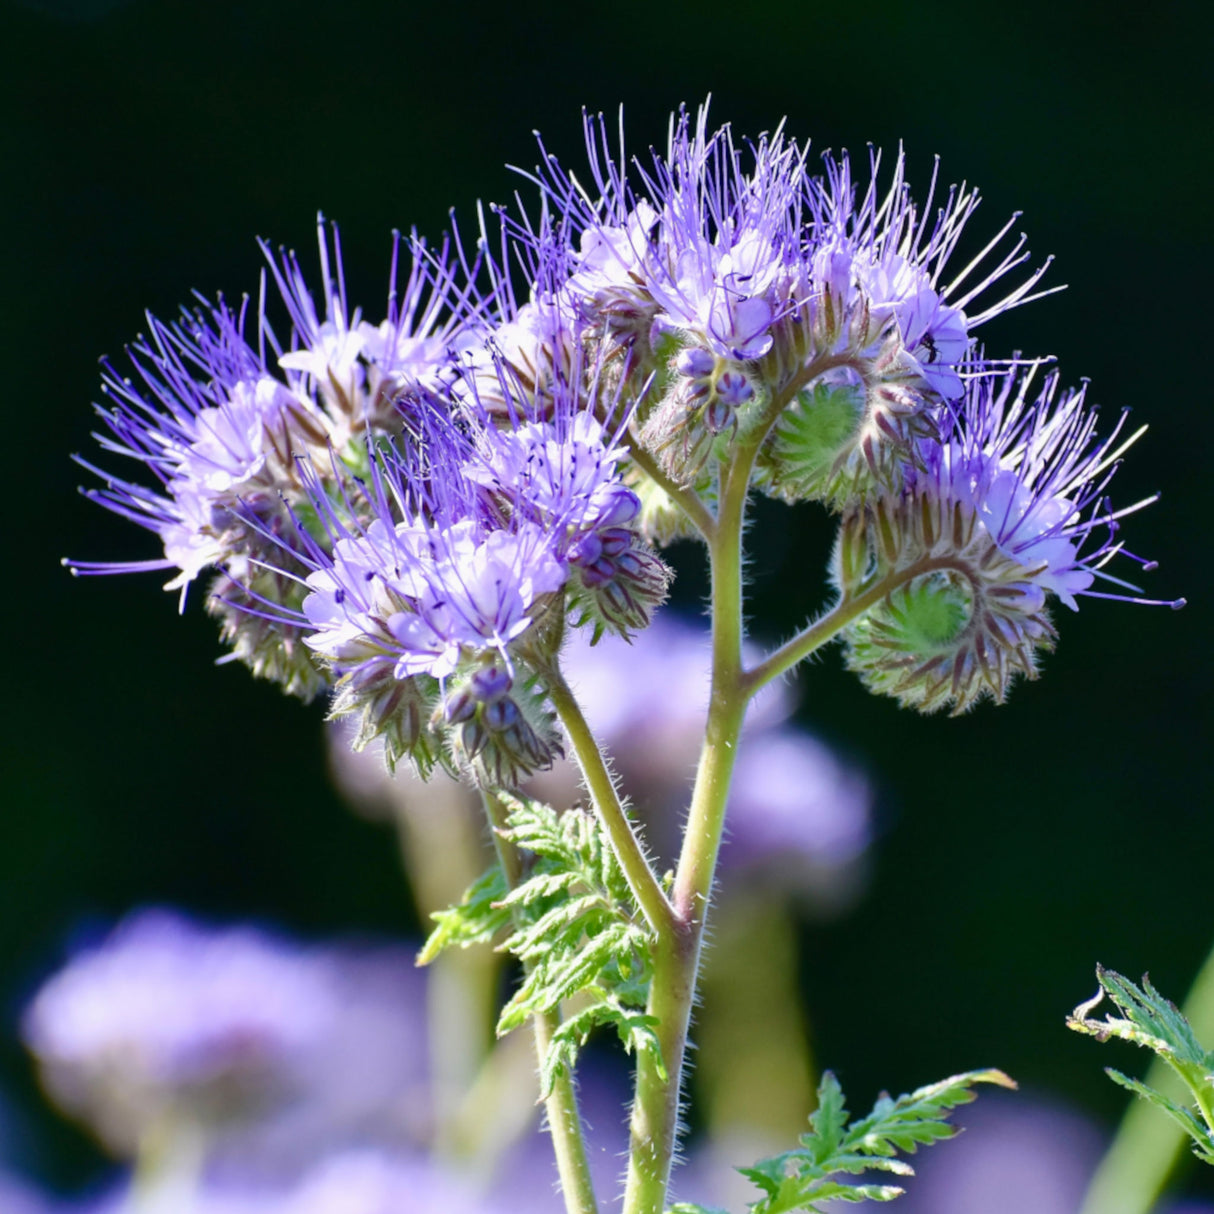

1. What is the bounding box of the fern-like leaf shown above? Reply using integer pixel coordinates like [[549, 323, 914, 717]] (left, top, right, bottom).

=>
[[417, 864, 511, 965], [1068, 966, 1214, 1166], [421, 793, 658, 1096], [737, 1067, 1014, 1213]]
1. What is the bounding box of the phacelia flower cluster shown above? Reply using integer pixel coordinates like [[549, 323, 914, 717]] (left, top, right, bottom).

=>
[[284, 336, 669, 784], [70, 99, 1174, 756], [836, 366, 1181, 711], [70, 220, 475, 702], [512, 104, 1054, 507]]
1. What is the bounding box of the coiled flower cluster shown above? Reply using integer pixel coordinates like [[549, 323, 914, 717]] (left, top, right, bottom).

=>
[[70, 99, 1177, 778]]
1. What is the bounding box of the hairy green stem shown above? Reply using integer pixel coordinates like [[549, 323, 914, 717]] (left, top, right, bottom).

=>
[[545, 667, 675, 936], [622, 447, 753, 1214], [1079, 939, 1214, 1214], [744, 556, 967, 694], [480, 791, 600, 1214], [628, 437, 717, 542]]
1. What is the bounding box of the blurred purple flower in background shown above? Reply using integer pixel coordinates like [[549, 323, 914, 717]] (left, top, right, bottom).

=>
[[537, 610, 874, 887], [893, 1094, 1101, 1214], [22, 911, 430, 1169], [0, 1171, 56, 1214]]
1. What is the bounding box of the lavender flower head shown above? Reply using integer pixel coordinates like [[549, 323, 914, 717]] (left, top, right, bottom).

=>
[[23, 910, 341, 1154], [840, 364, 1182, 711], [68, 221, 470, 700], [512, 103, 1051, 502], [294, 334, 668, 784]]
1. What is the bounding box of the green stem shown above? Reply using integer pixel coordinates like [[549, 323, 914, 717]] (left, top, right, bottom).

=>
[[1079, 939, 1214, 1214], [545, 666, 675, 936], [622, 447, 754, 1214], [481, 790, 600, 1214], [743, 556, 965, 695], [628, 433, 717, 542]]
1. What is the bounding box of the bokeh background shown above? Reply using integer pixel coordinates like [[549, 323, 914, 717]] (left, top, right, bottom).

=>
[[2, 0, 1211, 1204]]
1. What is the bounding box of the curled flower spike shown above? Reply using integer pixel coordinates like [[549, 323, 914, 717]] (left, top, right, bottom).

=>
[[838, 366, 1180, 712], [66, 222, 475, 701]]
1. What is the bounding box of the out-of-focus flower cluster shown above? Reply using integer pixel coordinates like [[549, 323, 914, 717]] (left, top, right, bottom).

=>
[[22, 911, 431, 1166], [71, 99, 1174, 787], [17, 910, 525, 1213]]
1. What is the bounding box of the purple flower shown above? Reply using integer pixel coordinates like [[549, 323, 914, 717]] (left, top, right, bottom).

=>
[[23, 910, 342, 1154], [527, 106, 808, 365], [70, 297, 330, 605], [892, 1096, 1102, 1214], [67, 220, 478, 700], [509, 103, 1055, 490], [811, 147, 1057, 401], [841, 365, 1181, 712], [265, 218, 479, 441], [287, 334, 668, 780]]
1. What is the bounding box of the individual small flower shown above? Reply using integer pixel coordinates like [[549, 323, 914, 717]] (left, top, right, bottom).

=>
[[839, 365, 1181, 712], [266, 218, 479, 443], [72, 303, 331, 603], [23, 910, 342, 1155], [471, 408, 669, 637]]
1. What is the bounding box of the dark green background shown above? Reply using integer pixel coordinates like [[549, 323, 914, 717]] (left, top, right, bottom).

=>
[[2, 0, 1211, 1201]]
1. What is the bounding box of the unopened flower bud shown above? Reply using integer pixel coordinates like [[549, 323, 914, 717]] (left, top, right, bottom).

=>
[[483, 696, 520, 732], [675, 347, 716, 378], [714, 368, 754, 407], [567, 533, 604, 567], [442, 688, 477, 725], [470, 663, 513, 702]]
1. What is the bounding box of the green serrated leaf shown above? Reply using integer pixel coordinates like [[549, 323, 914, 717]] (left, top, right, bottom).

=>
[[804, 1071, 847, 1159], [416, 864, 510, 965], [483, 796, 661, 1088], [739, 1067, 1012, 1213], [1071, 967, 1214, 1166], [1105, 1069, 1211, 1142]]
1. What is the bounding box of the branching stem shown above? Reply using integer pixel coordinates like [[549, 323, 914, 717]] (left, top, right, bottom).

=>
[[744, 556, 972, 694], [627, 435, 717, 542], [622, 440, 755, 1214]]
